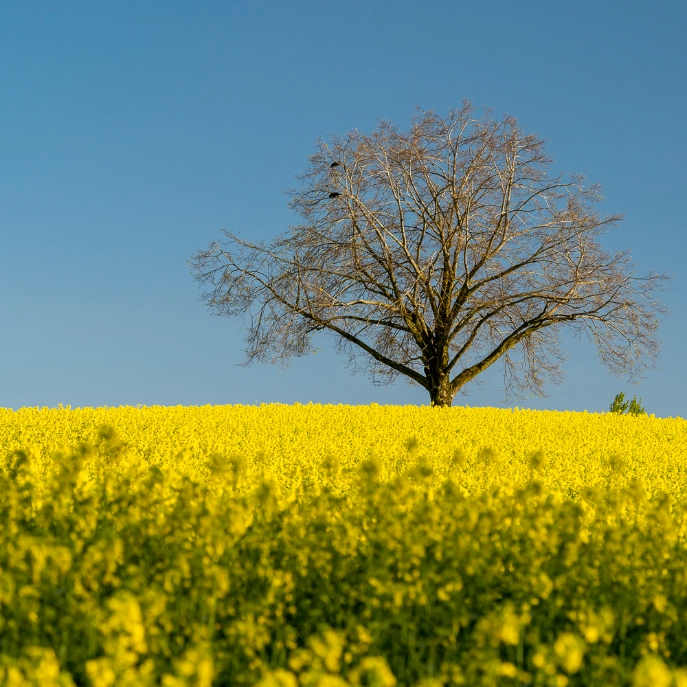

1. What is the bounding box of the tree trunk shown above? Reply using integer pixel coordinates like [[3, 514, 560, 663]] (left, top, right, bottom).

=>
[[428, 374, 454, 407]]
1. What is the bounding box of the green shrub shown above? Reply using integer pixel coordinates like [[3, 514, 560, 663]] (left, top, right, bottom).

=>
[[610, 392, 646, 416]]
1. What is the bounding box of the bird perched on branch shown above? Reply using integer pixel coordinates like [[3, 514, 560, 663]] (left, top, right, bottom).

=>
[[328, 192, 341, 198], [330, 162, 341, 168]]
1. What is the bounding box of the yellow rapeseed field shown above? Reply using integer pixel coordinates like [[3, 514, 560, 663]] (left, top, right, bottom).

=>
[[2, 403, 687, 498], [2, 404, 687, 686]]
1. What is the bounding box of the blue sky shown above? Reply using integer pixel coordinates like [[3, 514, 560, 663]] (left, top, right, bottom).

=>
[[1, 1, 685, 415]]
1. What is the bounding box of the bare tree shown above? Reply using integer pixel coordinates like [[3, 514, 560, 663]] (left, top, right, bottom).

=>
[[190, 102, 669, 407]]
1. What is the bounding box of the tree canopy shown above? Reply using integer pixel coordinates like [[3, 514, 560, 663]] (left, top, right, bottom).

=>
[[190, 102, 669, 406]]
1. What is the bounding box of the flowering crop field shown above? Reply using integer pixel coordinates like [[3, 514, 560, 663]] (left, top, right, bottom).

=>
[[2, 404, 687, 686]]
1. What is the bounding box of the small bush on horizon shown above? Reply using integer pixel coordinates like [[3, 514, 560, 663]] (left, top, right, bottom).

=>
[[610, 391, 646, 416]]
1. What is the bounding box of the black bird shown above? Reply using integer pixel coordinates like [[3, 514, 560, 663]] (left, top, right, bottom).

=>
[[328, 192, 341, 198], [330, 162, 341, 168]]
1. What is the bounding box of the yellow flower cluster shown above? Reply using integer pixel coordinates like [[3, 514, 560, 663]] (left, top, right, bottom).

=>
[[1, 403, 687, 686]]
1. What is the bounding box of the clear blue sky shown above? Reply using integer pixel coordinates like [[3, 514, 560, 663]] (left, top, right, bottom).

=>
[[1, 1, 685, 415]]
